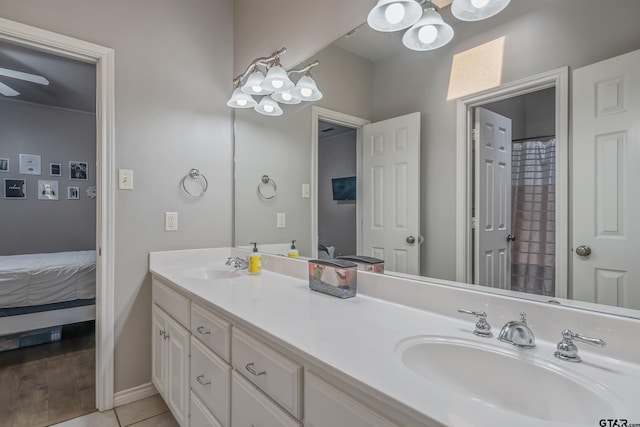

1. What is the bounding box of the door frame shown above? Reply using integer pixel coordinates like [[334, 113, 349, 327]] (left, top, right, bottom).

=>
[[311, 106, 369, 258], [0, 18, 116, 410], [455, 67, 569, 298]]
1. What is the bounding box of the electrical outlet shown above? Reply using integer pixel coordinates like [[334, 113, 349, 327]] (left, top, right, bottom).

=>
[[277, 212, 286, 228], [118, 169, 134, 190], [165, 212, 178, 231]]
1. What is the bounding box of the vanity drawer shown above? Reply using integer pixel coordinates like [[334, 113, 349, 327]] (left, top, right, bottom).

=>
[[152, 277, 190, 329], [190, 391, 223, 427], [191, 303, 231, 362], [231, 371, 301, 427], [190, 337, 230, 427], [304, 372, 398, 427], [232, 328, 302, 419]]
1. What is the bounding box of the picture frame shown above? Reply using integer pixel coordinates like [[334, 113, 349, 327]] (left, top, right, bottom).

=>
[[0, 158, 9, 173], [4, 178, 26, 199], [67, 186, 80, 200], [69, 161, 88, 180], [38, 180, 59, 201], [50, 163, 62, 176], [19, 154, 41, 175]]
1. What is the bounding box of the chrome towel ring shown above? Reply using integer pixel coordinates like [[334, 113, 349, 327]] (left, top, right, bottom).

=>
[[182, 168, 208, 197], [257, 175, 277, 200]]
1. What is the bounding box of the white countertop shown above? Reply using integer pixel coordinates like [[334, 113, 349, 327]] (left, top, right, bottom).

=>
[[149, 248, 640, 427]]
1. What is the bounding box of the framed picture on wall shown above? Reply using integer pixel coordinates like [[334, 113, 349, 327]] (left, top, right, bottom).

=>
[[19, 154, 41, 175], [50, 163, 62, 176], [68, 186, 80, 200], [0, 158, 9, 173], [38, 180, 59, 201], [69, 161, 88, 180], [4, 178, 26, 199]]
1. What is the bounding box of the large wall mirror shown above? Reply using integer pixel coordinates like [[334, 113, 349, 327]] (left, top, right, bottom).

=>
[[234, 0, 640, 318]]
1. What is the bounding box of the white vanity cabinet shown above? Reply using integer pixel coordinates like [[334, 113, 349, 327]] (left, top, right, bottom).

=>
[[152, 279, 190, 427], [304, 372, 398, 427]]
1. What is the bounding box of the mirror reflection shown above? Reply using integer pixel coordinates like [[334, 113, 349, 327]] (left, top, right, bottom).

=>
[[234, 0, 640, 317]]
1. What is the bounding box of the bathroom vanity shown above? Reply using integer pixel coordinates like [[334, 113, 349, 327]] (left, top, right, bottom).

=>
[[149, 248, 640, 427]]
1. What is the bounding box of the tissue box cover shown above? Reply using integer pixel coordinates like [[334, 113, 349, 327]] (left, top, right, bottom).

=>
[[308, 259, 357, 298], [336, 255, 385, 273]]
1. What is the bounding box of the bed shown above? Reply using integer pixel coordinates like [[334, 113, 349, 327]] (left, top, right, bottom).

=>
[[0, 250, 96, 338]]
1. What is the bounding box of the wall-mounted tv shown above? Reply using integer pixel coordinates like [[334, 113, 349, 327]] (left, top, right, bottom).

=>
[[331, 176, 356, 201]]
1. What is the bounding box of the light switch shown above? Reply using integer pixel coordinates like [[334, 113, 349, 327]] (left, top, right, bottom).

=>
[[302, 183, 310, 198], [118, 169, 133, 190], [277, 212, 286, 228], [165, 212, 178, 231]]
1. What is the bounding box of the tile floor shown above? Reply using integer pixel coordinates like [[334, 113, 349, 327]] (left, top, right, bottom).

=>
[[51, 395, 178, 427]]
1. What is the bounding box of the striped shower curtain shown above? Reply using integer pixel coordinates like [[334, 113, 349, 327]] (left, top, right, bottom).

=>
[[510, 138, 556, 296]]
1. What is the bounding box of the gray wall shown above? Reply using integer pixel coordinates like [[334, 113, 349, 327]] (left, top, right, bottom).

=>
[[484, 88, 555, 140], [0, 0, 234, 394], [0, 101, 96, 255], [318, 130, 357, 256]]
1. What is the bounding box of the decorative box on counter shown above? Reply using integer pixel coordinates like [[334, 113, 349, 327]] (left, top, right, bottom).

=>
[[308, 259, 358, 299], [336, 255, 385, 273]]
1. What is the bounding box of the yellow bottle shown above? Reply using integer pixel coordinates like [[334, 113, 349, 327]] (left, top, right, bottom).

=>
[[287, 240, 299, 259], [248, 242, 262, 275]]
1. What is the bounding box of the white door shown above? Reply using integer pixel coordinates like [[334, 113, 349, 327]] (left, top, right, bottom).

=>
[[474, 107, 512, 289], [572, 49, 640, 309], [362, 112, 421, 274]]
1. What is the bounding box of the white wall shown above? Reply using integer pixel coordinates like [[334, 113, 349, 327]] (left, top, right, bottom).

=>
[[0, 0, 233, 393], [0, 101, 97, 255]]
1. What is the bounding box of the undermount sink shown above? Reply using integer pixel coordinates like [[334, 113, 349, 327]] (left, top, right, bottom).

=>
[[397, 336, 616, 423], [183, 266, 241, 280]]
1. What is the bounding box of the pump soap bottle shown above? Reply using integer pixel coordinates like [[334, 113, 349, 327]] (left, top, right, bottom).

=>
[[248, 242, 262, 275], [287, 240, 299, 259]]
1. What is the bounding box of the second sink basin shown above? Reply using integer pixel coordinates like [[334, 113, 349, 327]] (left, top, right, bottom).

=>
[[183, 266, 242, 280], [397, 336, 616, 423]]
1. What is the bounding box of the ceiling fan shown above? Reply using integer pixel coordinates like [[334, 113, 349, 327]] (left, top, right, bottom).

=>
[[0, 67, 49, 97]]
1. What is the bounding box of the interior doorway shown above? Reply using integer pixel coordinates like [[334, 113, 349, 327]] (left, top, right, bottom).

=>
[[472, 88, 557, 297]]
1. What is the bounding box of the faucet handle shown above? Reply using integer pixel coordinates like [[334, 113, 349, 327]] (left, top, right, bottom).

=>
[[457, 308, 493, 338], [554, 329, 606, 362]]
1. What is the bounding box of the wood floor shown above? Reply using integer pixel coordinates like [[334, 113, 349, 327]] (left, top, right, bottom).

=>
[[0, 321, 96, 427]]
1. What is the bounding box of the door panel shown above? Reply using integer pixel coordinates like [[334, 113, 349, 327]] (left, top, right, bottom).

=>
[[572, 48, 640, 309], [362, 112, 421, 275]]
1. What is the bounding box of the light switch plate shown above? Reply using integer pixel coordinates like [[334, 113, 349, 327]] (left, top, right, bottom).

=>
[[165, 212, 178, 231], [277, 212, 286, 228], [302, 183, 310, 198], [118, 169, 133, 190]]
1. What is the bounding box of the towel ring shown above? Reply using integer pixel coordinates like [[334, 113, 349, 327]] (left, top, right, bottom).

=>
[[182, 168, 208, 197], [257, 175, 277, 200]]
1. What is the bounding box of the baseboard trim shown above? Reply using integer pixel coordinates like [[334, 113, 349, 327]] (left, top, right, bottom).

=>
[[113, 383, 158, 407]]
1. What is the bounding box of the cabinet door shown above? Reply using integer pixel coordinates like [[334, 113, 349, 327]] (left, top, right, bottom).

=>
[[167, 316, 190, 427], [190, 391, 223, 427], [305, 372, 398, 427], [231, 371, 301, 427], [152, 304, 167, 398]]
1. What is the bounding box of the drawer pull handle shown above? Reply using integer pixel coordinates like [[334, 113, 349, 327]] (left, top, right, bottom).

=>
[[245, 362, 266, 376], [196, 375, 211, 386], [196, 326, 211, 335]]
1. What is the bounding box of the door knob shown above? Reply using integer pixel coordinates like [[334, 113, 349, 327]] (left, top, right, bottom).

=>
[[507, 234, 517, 242], [406, 236, 416, 244], [575, 245, 591, 257]]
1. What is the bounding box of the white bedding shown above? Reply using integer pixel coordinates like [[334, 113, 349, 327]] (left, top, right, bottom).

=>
[[0, 250, 96, 309]]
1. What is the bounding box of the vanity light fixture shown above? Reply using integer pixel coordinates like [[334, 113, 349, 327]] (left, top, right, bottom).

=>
[[227, 47, 322, 116], [367, 0, 510, 51], [451, 0, 511, 21]]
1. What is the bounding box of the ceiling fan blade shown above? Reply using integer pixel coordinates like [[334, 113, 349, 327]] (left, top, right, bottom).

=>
[[0, 67, 49, 85], [0, 81, 19, 96]]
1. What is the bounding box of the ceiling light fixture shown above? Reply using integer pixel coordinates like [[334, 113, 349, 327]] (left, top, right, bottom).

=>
[[227, 48, 322, 116], [367, 0, 510, 51], [451, 0, 511, 21]]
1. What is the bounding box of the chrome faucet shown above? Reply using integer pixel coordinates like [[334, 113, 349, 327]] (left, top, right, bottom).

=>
[[225, 256, 249, 269], [554, 329, 605, 362], [498, 312, 536, 348]]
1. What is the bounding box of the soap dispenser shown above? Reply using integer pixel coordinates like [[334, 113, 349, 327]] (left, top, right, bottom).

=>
[[287, 240, 299, 258], [248, 242, 262, 275]]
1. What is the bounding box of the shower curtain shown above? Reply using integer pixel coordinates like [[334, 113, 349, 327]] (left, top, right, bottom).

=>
[[510, 138, 556, 296]]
